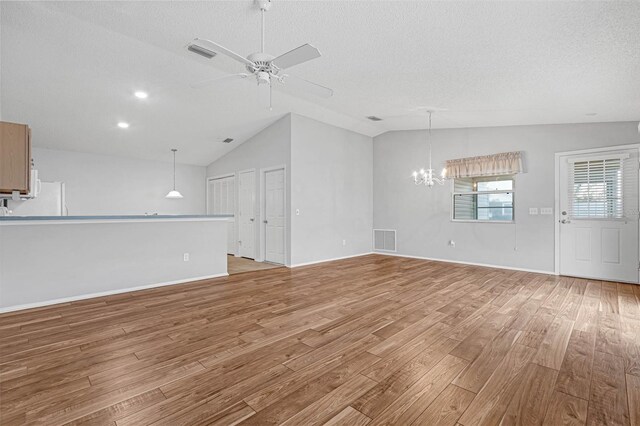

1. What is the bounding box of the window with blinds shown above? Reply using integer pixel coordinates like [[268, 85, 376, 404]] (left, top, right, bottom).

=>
[[452, 175, 515, 222], [568, 157, 624, 219]]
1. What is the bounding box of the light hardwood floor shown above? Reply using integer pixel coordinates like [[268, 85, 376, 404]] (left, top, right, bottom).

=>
[[227, 255, 283, 275], [1, 254, 639, 425]]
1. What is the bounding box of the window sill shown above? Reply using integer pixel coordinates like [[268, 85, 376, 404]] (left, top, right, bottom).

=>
[[451, 219, 515, 224]]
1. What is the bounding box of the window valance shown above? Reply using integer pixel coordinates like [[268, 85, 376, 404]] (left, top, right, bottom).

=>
[[445, 151, 523, 178]]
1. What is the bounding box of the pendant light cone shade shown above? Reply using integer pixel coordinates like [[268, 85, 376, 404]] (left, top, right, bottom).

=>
[[166, 149, 183, 199], [166, 190, 183, 199]]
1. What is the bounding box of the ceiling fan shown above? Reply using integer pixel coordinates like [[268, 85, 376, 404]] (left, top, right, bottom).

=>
[[187, 0, 333, 108]]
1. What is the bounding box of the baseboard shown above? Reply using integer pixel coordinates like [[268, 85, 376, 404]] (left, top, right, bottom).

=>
[[374, 251, 555, 275], [0, 272, 229, 314], [289, 252, 374, 268]]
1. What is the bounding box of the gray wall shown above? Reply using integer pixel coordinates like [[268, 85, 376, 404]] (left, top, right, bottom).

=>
[[30, 148, 206, 215], [290, 114, 373, 266], [206, 114, 292, 265], [0, 219, 228, 311], [373, 121, 640, 273]]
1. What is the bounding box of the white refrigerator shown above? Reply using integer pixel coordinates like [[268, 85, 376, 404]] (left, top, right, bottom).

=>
[[9, 182, 67, 216]]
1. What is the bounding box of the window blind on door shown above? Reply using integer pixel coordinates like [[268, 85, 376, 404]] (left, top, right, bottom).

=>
[[568, 154, 628, 219]]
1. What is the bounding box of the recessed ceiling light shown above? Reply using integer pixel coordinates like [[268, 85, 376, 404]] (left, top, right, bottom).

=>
[[117, 122, 130, 129], [134, 91, 148, 99], [222, 138, 234, 143], [366, 116, 383, 122]]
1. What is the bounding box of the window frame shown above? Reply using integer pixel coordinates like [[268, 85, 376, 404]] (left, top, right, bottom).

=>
[[450, 175, 516, 224], [568, 157, 625, 221]]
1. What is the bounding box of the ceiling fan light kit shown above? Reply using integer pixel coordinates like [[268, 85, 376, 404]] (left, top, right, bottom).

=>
[[187, 0, 332, 108]]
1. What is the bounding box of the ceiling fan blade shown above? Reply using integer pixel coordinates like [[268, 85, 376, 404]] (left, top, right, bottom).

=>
[[271, 44, 321, 70], [280, 74, 333, 98], [188, 38, 255, 67], [190, 73, 248, 89]]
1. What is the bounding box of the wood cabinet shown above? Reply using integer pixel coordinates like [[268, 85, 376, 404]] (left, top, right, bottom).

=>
[[0, 121, 31, 195]]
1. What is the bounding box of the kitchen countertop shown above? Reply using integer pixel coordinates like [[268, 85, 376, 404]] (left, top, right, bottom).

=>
[[0, 215, 233, 225]]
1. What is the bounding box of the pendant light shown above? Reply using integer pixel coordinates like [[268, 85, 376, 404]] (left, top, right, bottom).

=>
[[166, 148, 183, 199], [412, 111, 446, 187]]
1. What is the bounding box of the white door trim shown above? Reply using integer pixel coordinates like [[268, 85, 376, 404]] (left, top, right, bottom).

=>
[[554, 143, 640, 276], [259, 165, 288, 266]]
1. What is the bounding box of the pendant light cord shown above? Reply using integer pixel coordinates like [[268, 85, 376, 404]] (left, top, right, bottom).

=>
[[172, 149, 177, 190], [428, 112, 433, 170]]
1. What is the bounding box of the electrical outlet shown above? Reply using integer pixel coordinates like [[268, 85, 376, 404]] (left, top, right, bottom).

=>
[[183, 253, 190, 262], [342, 239, 347, 246], [540, 207, 553, 215], [529, 208, 539, 215], [449, 240, 455, 247]]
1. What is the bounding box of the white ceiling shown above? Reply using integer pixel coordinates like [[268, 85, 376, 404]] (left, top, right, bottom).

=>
[[1, 1, 639, 166]]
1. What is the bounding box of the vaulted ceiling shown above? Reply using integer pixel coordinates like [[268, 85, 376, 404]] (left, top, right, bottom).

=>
[[2, 1, 639, 165]]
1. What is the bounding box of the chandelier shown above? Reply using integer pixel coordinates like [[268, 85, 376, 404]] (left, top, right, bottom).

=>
[[412, 111, 446, 187]]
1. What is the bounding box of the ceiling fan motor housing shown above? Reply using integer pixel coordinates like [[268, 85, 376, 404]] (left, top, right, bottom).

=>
[[257, 0, 272, 11], [246, 52, 278, 77]]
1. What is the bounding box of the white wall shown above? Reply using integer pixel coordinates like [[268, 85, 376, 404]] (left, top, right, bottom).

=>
[[28, 148, 206, 215], [290, 114, 373, 266], [373, 121, 640, 273], [206, 114, 291, 264]]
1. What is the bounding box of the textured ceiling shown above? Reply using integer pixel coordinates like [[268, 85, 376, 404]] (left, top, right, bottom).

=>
[[1, 1, 639, 165]]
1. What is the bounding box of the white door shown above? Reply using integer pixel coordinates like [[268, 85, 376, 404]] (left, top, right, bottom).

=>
[[238, 170, 256, 259], [264, 169, 285, 264], [207, 176, 236, 255], [559, 148, 639, 283]]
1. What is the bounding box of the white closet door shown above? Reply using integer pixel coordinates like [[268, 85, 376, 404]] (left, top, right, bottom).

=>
[[264, 168, 285, 264], [238, 170, 256, 259], [208, 176, 236, 255]]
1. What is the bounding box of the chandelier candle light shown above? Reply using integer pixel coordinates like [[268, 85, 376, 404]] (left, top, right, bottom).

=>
[[412, 111, 446, 187], [166, 148, 184, 199]]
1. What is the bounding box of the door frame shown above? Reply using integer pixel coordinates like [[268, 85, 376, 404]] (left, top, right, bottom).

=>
[[554, 143, 640, 277], [206, 173, 237, 255], [237, 168, 257, 259], [259, 165, 288, 266]]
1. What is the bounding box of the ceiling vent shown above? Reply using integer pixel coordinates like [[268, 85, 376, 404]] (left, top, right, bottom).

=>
[[187, 44, 217, 59], [222, 138, 234, 143], [366, 116, 383, 122]]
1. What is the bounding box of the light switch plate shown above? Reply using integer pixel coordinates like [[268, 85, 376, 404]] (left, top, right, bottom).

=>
[[540, 207, 553, 215], [529, 208, 539, 215]]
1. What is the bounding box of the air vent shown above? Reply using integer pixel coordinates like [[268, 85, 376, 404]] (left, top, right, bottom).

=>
[[187, 44, 217, 59], [373, 229, 396, 252], [222, 138, 234, 143], [366, 116, 383, 122]]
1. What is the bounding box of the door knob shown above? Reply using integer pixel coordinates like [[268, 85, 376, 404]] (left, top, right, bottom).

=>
[[249, 218, 255, 222], [263, 220, 268, 224], [561, 219, 571, 224]]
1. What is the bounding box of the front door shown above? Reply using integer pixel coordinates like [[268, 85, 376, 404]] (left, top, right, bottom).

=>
[[238, 170, 256, 259], [264, 168, 285, 264], [559, 147, 639, 283]]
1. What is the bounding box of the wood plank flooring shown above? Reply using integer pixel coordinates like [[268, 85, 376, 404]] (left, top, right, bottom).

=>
[[1, 254, 639, 425], [227, 255, 283, 275]]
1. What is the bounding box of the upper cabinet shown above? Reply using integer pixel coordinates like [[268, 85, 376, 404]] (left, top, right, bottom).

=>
[[0, 121, 32, 195]]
